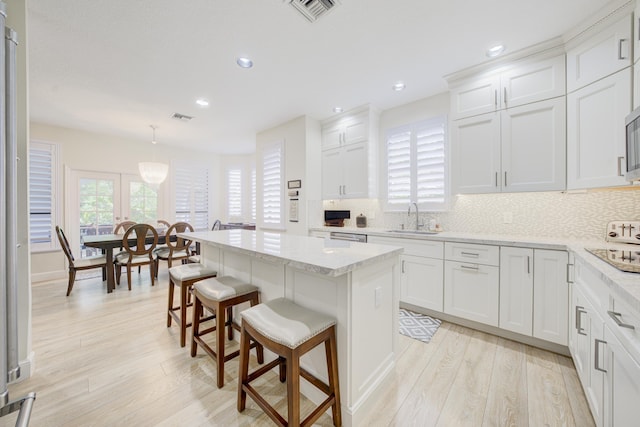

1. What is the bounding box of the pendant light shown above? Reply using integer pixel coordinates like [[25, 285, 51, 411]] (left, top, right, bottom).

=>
[[138, 125, 168, 185]]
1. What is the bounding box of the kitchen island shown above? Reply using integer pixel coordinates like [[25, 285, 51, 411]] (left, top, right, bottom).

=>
[[180, 229, 403, 427]]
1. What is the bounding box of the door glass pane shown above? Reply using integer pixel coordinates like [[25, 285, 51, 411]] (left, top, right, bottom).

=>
[[128, 181, 159, 223], [79, 178, 115, 257]]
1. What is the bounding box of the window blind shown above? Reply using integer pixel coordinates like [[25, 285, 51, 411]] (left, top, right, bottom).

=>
[[261, 141, 284, 228], [227, 168, 242, 219], [385, 117, 448, 210], [174, 164, 209, 231], [29, 141, 59, 251], [251, 167, 256, 222]]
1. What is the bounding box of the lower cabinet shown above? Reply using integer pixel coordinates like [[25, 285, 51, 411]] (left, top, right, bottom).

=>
[[499, 247, 534, 335], [444, 260, 499, 327], [604, 325, 640, 427], [532, 249, 569, 345]]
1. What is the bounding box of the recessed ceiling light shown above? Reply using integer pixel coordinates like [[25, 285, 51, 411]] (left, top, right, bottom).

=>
[[196, 98, 209, 107], [333, 107, 343, 113], [486, 44, 505, 58], [236, 57, 253, 68], [392, 81, 406, 91]]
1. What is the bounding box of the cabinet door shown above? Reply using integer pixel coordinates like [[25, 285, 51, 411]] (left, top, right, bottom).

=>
[[501, 97, 566, 192], [342, 142, 368, 198], [343, 112, 368, 145], [567, 69, 631, 190], [451, 112, 501, 194], [499, 247, 534, 336], [401, 254, 444, 312], [501, 54, 566, 108], [567, 14, 632, 92], [450, 75, 500, 120], [604, 326, 640, 427], [321, 122, 343, 150], [533, 249, 569, 345], [587, 309, 606, 427], [444, 260, 499, 326], [571, 284, 590, 383], [321, 148, 343, 199]]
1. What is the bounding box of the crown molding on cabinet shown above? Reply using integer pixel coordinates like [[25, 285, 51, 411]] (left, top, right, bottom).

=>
[[563, 0, 634, 50]]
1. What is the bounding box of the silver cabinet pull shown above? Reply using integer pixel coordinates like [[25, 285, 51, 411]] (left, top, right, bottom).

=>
[[608, 311, 635, 329], [494, 89, 497, 107], [504, 171, 508, 187], [567, 264, 575, 284], [402, 260, 405, 273], [594, 338, 607, 373], [495, 171, 498, 187], [503, 87, 508, 107], [527, 256, 531, 274], [576, 306, 587, 336], [618, 39, 629, 60], [460, 264, 479, 271], [460, 251, 479, 258], [618, 156, 625, 176]]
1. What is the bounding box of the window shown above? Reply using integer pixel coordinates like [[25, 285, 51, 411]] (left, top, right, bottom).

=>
[[227, 168, 242, 220], [260, 141, 284, 229], [29, 141, 61, 252], [174, 164, 209, 231], [385, 116, 448, 211], [251, 167, 256, 222], [128, 181, 159, 223]]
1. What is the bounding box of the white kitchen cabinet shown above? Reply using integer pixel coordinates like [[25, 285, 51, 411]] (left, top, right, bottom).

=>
[[368, 235, 444, 312], [321, 106, 378, 200], [499, 247, 533, 336], [532, 249, 569, 345], [604, 325, 640, 427], [321, 142, 368, 199], [567, 69, 631, 189], [501, 97, 566, 192], [453, 97, 566, 194], [567, 14, 632, 93], [444, 242, 499, 327], [450, 54, 565, 120], [321, 110, 368, 150]]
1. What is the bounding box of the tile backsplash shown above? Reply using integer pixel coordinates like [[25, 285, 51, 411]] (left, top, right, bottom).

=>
[[321, 188, 640, 240]]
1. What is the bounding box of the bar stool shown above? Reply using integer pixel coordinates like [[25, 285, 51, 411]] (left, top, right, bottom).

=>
[[191, 276, 263, 388], [167, 263, 218, 347], [237, 298, 342, 427]]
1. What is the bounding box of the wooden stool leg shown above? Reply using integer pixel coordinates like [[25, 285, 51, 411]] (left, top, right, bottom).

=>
[[237, 327, 251, 412], [227, 306, 234, 341], [179, 283, 189, 347], [216, 302, 226, 388], [287, 352, 301, 427], [326, 331, 342, 427], [167, 279, 175, 327], [190, 296, 202, 357]]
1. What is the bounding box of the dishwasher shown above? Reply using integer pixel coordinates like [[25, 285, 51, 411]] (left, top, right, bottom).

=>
[[329, 231, 367, 243]]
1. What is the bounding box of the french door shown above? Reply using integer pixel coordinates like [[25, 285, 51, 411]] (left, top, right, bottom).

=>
[[68, 170, 163, 257]]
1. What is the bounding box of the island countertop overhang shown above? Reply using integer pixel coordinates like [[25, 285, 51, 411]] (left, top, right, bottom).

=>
[[179, 229, 403, 277]]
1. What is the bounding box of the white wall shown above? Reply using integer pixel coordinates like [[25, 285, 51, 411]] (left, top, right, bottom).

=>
[[30, 122, 222, 281], [256, 115, 321, 235]]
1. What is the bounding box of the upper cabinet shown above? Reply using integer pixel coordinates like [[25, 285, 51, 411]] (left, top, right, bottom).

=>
[[449, 53, 567, 194], [567, 15, 632, 93], [320, 106, 379, 200], [450, 54, 566, 120]]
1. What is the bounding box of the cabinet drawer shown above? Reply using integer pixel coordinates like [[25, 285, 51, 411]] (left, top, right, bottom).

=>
[[445, 242, 499, 266], [444, 260, 499, 327], [610, 294, 640, 362], [369, 235, 443, 259], [575, 257, 610, 311]]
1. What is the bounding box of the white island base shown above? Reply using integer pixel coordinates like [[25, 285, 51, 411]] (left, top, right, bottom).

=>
[[186, 230, 402, 427]]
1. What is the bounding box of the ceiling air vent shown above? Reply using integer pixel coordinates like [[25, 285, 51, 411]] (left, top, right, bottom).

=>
[[287, 0, 338, 23], [171, 112, 193, 122]]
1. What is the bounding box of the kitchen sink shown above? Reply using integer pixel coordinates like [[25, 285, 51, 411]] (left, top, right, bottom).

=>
[[386, 229, 438, 235]]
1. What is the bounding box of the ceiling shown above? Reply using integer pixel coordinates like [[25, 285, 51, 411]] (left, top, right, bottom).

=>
[[28, 0, 611, 154]]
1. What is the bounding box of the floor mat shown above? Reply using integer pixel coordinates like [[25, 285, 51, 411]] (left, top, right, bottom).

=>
[[399, 308, 441, 343]]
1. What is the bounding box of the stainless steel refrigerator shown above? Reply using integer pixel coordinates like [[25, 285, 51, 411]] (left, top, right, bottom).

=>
[[0, 1, 35, 425]]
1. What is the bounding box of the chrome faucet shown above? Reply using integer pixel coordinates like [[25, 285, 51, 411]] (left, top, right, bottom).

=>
[[408, 202, 422, 230]]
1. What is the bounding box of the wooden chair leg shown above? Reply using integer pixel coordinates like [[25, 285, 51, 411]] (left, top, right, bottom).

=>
[[237, 327, 251, 412], [227, 306, 234, 341], [326, 332, 342, 426], [190, 296, 202, 357], [150, 262, 155, 286], [167, 279, 175, 327], [127, 265, 132, 291], [66, 269, 76, 296], [179, 284, 188, 347], [102, 266, 106, 281], [115, 264, 121, 285], [216, 302, 226, 388], [287, 353, 300, 426]]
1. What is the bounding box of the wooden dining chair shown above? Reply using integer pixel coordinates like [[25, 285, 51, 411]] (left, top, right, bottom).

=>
[[55, 226, 108, 296], [114, 223, 159, 290], [155, 222, 194, 276], [113, 220, 136, 235]]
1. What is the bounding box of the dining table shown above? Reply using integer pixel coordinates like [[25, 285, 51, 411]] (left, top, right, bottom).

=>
[[82, 232, 174, 293]]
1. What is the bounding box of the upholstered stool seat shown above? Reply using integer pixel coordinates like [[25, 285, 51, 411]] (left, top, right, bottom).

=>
[[191, 276, 262, 388], [167, 263, 218, 347], [238, 298, 342, 427]]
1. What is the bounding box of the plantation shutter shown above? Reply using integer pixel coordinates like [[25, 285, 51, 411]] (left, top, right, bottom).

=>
[[261, 141, 284, 228], [386, 129, 412, 206], [416, 121, 446, 204], [227, 168, 242, 219], [29, 142, 56, 248], [174, 164, 209, 231]]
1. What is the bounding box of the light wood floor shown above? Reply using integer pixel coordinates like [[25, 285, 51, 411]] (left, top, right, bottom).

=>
[[1, 268, 594, 427]]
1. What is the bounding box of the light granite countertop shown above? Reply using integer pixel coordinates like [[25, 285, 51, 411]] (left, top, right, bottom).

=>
[[180, 229, 403, 277], [310, 226, 640, 314]]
